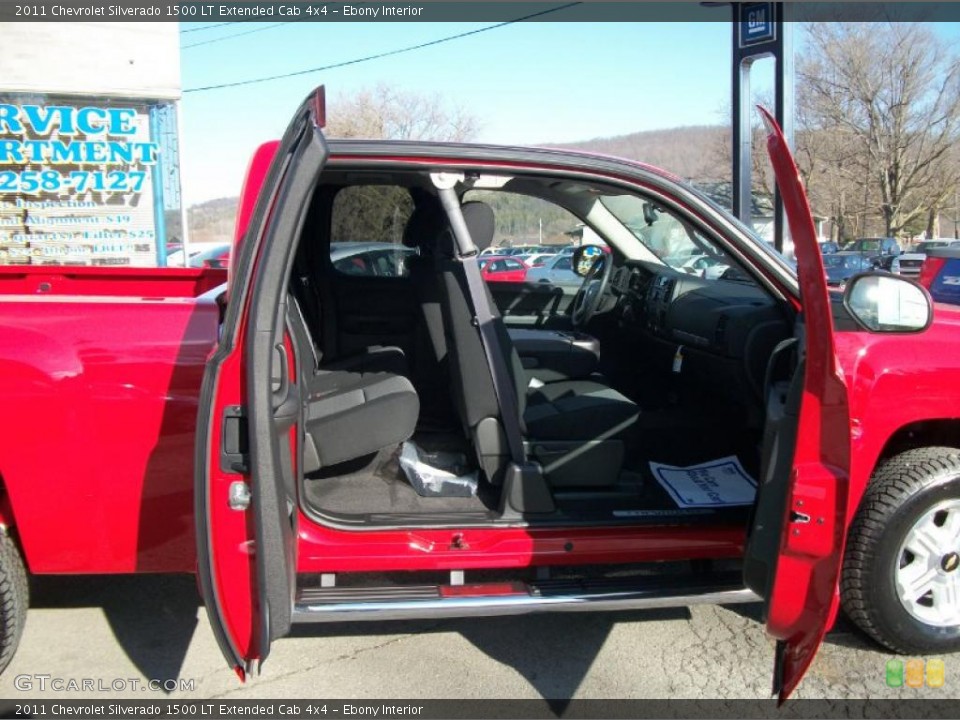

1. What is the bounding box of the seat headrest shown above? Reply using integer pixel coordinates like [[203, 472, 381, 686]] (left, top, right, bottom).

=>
[[460, 201, 496, 252], [402, 198, 448, 250]]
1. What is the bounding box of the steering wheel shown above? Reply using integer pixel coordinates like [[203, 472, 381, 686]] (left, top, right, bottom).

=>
[[572, 251, 613, 327]]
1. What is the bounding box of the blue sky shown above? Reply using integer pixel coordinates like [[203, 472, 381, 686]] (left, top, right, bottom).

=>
[[177, 17, 959, 205]]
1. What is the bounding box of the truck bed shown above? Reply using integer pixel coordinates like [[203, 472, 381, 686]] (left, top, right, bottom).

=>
[[0, 265, 227, 298], [0, 265, 226, 574]]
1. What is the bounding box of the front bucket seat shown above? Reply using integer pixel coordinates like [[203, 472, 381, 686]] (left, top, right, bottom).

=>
[[436, 201, 639, 488]]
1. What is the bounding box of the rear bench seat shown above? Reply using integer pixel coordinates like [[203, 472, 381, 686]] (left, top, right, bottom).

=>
[[286, 295, 419, 473]]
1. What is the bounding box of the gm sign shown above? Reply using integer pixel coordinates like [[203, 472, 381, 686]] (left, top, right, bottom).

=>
[[739, 2, 776, 49]]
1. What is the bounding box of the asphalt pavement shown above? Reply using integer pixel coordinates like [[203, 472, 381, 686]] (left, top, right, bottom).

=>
[[0, 573, 957, 708]]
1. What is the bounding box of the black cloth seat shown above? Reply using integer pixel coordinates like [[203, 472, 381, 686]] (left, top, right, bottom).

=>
[[304, 371, 419, 467], [524, 380, 639, 441], [291, 271, 409, 380], [402, 197, 450, 365], [286, 295, 419, 472], [401, 195, 458, 426], [435, 201, 639, 488], [319, 344, 408, 381]]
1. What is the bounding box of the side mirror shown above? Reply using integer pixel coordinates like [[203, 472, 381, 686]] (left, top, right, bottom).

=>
[[572, 245, 604, 277], [843, 272, 932, 333]]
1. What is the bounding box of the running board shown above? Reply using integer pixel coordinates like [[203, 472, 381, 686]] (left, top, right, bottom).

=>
[[292, 573, 759, 623]]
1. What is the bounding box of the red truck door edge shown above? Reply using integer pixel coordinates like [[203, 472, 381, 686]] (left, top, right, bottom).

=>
[[743, 107, 852, 701], [195, 88, 329, 676]]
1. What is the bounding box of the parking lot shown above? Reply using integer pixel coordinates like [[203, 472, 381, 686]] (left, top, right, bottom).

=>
[[1, 574, 956, 705]]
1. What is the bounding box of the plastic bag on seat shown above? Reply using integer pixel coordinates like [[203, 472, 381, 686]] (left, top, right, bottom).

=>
[[399, 441, 479, 497]]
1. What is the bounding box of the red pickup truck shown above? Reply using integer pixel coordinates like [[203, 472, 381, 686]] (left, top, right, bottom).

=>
[[1, 91, 958, 701]]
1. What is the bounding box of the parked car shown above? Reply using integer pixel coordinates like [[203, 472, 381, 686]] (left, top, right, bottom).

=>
[[491, 245, 536, 257], [2, 91, 959, 702], [188, 242, 231, 269], [329, 242, 416, 277], [822, 252, 876, 288], [843, 236, 901, 269], [919, 246, 960, 306], [818, 240, 839, 254], [479, 255, 528, 282], [517, 252, 554, 268], [166, 244, 206, 267], [524, 251, 582, 286], [893, 239, 960, 278]]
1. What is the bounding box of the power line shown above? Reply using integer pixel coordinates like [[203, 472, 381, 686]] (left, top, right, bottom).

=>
[[182, 22, 289, 49], [180, 21, 240, 34], [184, 2, 582, 93]]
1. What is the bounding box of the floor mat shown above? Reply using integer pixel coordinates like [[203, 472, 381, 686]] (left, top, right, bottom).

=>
[[650, 456, 757, 508], [303, 438, 495, 518]]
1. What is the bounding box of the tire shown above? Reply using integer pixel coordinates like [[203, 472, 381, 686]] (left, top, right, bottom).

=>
[[841, 447, 960, 654], [0, 532, 27, 674]]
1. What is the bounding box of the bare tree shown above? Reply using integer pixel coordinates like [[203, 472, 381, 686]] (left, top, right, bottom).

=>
[[798, 22, 960, 237], [325, 84, 480, 142]]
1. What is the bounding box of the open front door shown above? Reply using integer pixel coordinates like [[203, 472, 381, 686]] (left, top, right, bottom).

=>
[[195, 89, 329, 677], [743, 108, 852, 701]]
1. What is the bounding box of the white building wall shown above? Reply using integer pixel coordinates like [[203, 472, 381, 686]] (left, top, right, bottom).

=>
[[0, 22, 180, 100]]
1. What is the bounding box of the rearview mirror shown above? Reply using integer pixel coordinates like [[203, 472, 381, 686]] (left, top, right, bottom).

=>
[[572, 245, 604, 278], [843, 273, 932, 333]]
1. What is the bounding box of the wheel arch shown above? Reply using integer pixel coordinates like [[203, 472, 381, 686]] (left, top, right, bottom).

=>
[[845, 420, 960, 535], [0, 471, 33, 573], [877, 420, 960, 464], [0, 473, 15, 531]]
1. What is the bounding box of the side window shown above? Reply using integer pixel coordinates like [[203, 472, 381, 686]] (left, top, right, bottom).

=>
[[555, 256, 573, 271], [330, 185, 414, 277], [462, 188, 582, 289]]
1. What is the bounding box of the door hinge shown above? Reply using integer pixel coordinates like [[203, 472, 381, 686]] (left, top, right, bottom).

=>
[[221, 405, 249, 474]]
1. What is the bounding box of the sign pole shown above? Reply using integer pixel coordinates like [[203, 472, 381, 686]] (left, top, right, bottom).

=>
[[149, 106, 168, 268], [730, 1, 793, 253]]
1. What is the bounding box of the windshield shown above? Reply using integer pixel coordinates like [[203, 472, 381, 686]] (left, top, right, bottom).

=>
[[599, 193, 755, 284], [601, 195, 718, 261], [917, 241, 949, 252], [680, 183, 796, 273]]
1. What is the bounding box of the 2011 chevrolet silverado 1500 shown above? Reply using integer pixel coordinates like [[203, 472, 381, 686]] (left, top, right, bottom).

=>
[[1, 90, 958, 701]]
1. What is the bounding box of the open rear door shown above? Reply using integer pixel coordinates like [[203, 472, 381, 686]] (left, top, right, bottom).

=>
[[195, 88, 329, 677], [742, 107, 852, 701]]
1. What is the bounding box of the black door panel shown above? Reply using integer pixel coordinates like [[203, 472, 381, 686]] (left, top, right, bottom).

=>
[[488, 281, 578, 329]]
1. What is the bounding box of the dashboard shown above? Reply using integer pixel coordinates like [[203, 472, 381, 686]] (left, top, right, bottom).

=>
[[612, 260, 790, 364]]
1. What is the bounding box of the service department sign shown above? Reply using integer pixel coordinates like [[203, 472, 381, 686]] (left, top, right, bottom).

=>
[[0, 98, 162, 266]]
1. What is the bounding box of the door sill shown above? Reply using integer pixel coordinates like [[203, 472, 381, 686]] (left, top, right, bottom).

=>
[[291, 570, 759, 622]]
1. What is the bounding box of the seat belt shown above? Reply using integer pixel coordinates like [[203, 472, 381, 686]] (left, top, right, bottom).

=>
[[437, 191, 527, 466]]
